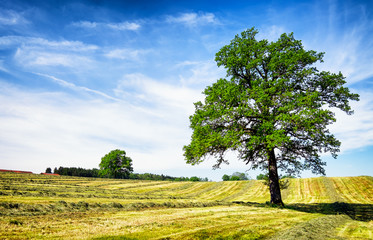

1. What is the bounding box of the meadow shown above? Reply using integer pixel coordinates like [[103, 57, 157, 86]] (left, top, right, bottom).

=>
[[0, 172, 372, 239]]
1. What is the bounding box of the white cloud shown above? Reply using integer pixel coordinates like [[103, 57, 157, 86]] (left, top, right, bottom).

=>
[[116, 73, 203, 113], [72, 20, 97, 28], [35, 73, 119, 101], [0, 10, 28, 25], [72, 20, 140, 31], [329, 90, 373, 153], [14, 48, 93, 68], [176, 60, 225, 87], [104, 48, 148, 61], [258, 25, 287, 42], [304, 3, 373, 84], [0, 36, 97, 69], [313, 28, 373, 84], [0, 60, 8, 73], [166, 12, 219, 26], [0, 36, 98, 51], [107, 22, 140, 31]]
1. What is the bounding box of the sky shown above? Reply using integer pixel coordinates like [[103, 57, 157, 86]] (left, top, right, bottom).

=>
[[0, 0, 372, 181]]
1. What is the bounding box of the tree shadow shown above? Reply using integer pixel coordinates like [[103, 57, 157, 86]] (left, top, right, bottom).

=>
[[233, 201, 373, 222]]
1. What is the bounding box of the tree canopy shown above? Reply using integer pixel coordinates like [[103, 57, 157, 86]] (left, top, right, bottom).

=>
[[222, 172, 249, 181], [183, 27, 359, 205], [99, 149, 133, 179]]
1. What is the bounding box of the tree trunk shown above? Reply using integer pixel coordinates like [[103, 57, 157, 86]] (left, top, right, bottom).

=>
[[268, 149, 284, 206]]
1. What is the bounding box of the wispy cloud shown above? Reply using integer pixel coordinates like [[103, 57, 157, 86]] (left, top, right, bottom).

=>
[[35, 73, 119, 101], [72, 20, 140, 31], [258, 25, 287, 42], [104, 48, 149, 61], [166, 12, 219, 26], [107, 22, 140, 30], [115, 73, 202, 112], [72, 20, 97, 28], [14, 48, 93, 68], [0, 36, 97, 68], [0, 36, 98, 51], [0, 9, 28, 25], [176, 60, 225, 87], [304, 2, 373, 84], [0, 60, 8, 73], [329, 90, 373, 152]]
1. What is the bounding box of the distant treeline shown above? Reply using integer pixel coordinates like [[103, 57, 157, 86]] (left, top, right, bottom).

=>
[[52, 167, 99, 178], [50, 167, 208, 182]]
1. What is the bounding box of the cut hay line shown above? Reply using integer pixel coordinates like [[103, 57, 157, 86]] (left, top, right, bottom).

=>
[[183, 182, 223, 199], [222, 180, 255, 202], [197, 181, 242, 200], [321, 177, 346, 203], [331, 177, 366, 204], [338, 177, 373, 203], [127, 181, 189, 194], [268, 214, 350, 240], [230, 180, 269, 203], [336, 219, 373, 239]]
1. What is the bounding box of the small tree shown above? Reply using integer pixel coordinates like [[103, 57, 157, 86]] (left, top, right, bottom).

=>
[[232, 172, 249, 180], [99, 149, 133, 179], [45, 167, 52, 173], [183, 27, 359, 205], [256, 173, 267, 180], [222, 174, 230, 181], [230, 175, 240, 181], [190, 176, 201, 182]]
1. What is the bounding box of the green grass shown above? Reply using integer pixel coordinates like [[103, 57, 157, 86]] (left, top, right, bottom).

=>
[[0, 172, 372, 239]]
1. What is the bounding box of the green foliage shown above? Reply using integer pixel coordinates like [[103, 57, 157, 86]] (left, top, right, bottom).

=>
[[45, 167, 52, 173], [47, 167, 208, 181], [183, 27, 358, 203], [256, 173, 268, 180], [222, 174, 230, 181], [99, 149, 133, 179], [129, 172, 175, 181], [54, 166, 99, 177], [190, 176, 200, 182], [230, 176, 240, 181], [257, 173, 290, 190], [232, 172, 249, 180], [223, 172, 249, 181]]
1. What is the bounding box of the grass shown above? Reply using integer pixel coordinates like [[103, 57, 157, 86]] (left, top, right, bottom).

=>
[[0, 172, 372, 239]]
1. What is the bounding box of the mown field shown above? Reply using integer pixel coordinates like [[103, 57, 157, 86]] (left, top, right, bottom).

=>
[[0, 173, 372, 239]]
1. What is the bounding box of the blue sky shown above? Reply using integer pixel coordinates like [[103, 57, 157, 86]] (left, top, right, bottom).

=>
[[0, 0, 372, 181]]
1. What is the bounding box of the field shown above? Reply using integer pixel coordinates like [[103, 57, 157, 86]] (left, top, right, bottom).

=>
[[0, 173, 372, 239]]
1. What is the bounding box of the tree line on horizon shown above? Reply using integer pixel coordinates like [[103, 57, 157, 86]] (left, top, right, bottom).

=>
[[46, 166, 209, 182]]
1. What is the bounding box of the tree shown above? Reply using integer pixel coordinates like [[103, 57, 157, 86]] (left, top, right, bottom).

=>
[[222, 174, 230, 181], [99, 149, 133, 179], [256, 173, 267, 180], [183, 28, 359, 205], [232, 172, 249, 180], [230, 175, 240, 181], [190, 176, 201, 182], [45, 167, 52, 173]]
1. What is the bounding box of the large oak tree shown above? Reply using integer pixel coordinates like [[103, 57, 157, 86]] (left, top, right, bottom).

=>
[[183, 28, 359, 205]]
